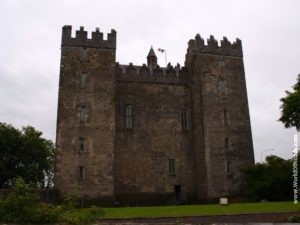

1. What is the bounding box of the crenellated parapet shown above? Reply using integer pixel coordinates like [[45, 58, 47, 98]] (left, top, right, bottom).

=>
[[116, 62, 190, 85], [187, 34, 243, 57], [61, 25, 116, 49]]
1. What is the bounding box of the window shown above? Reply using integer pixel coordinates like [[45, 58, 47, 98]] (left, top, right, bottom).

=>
[[80, 73, 88, 88], [80, 106, 87, 122], [181, 111, 189, 132], [79, 166, 84, 179], [125, 105, 133, 129], [223, 110, 228, 126], [227, 161, 232, 174], [225, 137, 229, 150], [168, 159, 176, 175], [80, 48, 88, 60], [79, 138, 84, 151]]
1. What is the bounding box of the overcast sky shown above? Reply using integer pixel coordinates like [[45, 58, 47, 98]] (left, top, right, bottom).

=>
[[0, 0, 299, 162]]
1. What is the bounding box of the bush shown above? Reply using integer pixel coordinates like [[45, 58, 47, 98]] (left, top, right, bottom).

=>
[[0, 177, 61, 223], [287, 215, 300, 222], [63, 207, 105, 225], [0, 177, 105, 224], [242, 155, 295, 201]]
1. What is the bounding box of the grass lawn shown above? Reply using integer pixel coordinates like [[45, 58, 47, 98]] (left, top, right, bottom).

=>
[[102, 201, 300, 219]]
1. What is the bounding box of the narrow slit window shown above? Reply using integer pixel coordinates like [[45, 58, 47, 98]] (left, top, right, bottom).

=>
[[79, 166, 84, 179], [80, 73, 88, 88], [181, 111, 189, 132], [223, 110, 228, 126], [79, 138, 84, 151], [169, 159, 176, 175], [227, 161, 232, 174], [125, 105, 133, 129], [80, 106, 86, 122], [225, 137, 229, 150]]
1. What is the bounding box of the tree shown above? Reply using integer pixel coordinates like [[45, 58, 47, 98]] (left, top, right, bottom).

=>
[[242, 155, 296, 201], [279, 74, 300, 131], [0, 123, 55, 189]]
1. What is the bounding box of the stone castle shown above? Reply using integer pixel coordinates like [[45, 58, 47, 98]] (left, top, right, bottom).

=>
[[54, 25, 254, 205]]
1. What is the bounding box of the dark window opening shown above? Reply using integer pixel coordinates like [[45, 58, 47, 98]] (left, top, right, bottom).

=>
[[225, 137, 229, 150], [79, 138, 84, 151], [181, 111, 189, 132], [169, 159, 176, 175], [174, 185, 181, 201], [224, 110, 228, 126], [79, 166, 84, 179], [227, 161, 232, 174]]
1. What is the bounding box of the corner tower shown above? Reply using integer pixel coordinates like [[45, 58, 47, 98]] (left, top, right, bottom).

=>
[[54, 26, 117, 202], [185, 34, 254, 200]]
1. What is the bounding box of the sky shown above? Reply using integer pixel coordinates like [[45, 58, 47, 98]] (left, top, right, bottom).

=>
[[0, 0, 299, 162]]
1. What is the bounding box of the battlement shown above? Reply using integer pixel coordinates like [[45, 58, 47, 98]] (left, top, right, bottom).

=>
[[61, 25, 116, 49], [187, 34, 243, 57], [116, 62, 189, 85]]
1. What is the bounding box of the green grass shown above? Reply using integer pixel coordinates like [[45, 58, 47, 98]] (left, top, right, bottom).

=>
[[102, 202, 300, 219]]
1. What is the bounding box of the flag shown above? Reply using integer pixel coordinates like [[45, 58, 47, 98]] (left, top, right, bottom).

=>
[[158, 48, 165, 53]]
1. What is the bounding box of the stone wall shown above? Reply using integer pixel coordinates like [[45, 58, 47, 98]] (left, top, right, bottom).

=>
[[54, 26, 254, 205], [116, 63, 189, 85], [55, 26, 116, 201], [114, 80, 196, 205], [186, 34, 254, 199]]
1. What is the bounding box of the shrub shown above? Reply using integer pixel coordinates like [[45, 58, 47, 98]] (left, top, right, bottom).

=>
[[287, 215, 300, 222], [242, 155, 295, 201], [63, 207, 105, 225], [0, 177, 60, 223], [0, 177, 41, 223], [0, 177, 105, 224]]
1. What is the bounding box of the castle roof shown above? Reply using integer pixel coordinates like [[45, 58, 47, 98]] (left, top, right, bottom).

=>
[[147, 46, 157, 58]]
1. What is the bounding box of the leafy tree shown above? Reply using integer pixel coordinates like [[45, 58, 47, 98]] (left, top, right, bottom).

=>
[[0, 123, 55, 189], [279, 74, 300, 131], [242, 155, 296, 201]]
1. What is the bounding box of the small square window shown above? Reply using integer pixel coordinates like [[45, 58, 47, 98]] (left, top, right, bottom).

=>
[[80, 48, 88, 60]]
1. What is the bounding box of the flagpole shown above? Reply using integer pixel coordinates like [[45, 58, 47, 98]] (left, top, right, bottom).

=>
[[158, 48, 167, 67], [165, 50, 167, 67]]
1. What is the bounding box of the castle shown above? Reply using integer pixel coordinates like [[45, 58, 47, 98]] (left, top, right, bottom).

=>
[[54, 25, 254, 205]]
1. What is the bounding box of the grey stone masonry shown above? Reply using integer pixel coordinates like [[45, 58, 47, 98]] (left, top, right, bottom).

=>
[[54, 25, 254, 206]]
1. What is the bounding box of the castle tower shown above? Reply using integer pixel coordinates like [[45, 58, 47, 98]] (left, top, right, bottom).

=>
[[185, 34, 254, 200], [147, 46, 157, 67], [54, 26, 117, 202]]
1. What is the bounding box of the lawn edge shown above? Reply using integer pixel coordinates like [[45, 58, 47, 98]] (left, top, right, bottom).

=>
[[101, 210, 300, 220]]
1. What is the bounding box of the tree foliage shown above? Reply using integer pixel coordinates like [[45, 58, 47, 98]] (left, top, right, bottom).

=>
[[0, 177, 105, 225], [279, 74, 300, 131], [0, 122, 55, 189], [242, 155, 298, 201], [0, 177, 61, 224]]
